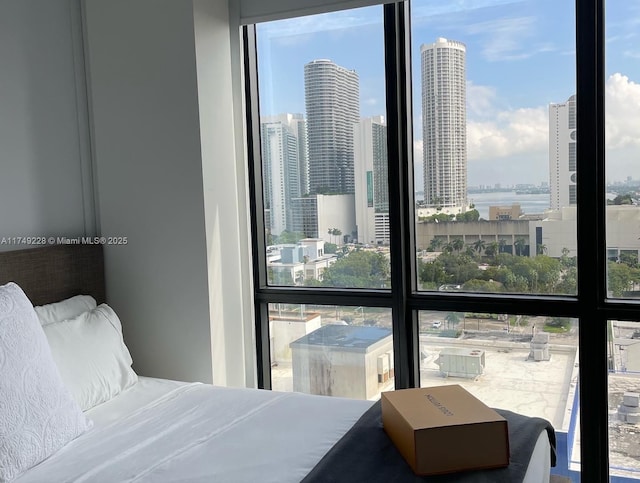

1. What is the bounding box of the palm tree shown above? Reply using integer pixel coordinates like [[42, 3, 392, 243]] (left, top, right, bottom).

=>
[[445, 312, 461, 330], [428, 238, 443, 252], [473, 239, 485, 254], [443, 242, 454, 254], [464, 245, 475, 258], [514, 238, 526, 257], [537, 243, 547, 255], [498, 238, 507, 254], [452, 238, 464, 252], [485, 241, 499, 259], [333, 228, 342, 245]]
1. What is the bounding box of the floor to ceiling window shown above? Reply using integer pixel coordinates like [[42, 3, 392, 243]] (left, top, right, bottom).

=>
[[243, 0, 632, 480], [604, 1, 640, 480]]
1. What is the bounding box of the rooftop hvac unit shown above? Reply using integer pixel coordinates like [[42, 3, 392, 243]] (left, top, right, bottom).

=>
[[619, 393, 640, 424], [437, 348, 485, 379]]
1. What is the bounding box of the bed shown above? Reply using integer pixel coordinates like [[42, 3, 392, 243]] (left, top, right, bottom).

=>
[[0, 244, 556, 482]]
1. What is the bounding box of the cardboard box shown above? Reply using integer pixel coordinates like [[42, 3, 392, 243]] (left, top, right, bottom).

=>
[[381, 385, 509, 476]]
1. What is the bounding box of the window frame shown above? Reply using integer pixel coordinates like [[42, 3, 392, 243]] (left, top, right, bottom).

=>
[[242, 1, 627, 480]]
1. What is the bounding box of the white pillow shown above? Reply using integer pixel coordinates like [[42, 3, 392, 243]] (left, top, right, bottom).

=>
[[34, 294, 97, 326], [0, 282, 91, 482], [43, 304, 138, 411]]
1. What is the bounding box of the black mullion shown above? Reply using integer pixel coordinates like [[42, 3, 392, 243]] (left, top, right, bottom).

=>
[[408, 292, 580, 319], [575, 0, 608, 480], [243, 25, 271, 389], [384, 1, 419, 389], [255, 288, 393, 308]]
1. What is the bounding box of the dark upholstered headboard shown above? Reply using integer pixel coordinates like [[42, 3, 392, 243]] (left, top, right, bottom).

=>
[[0, 244, 105, 306]]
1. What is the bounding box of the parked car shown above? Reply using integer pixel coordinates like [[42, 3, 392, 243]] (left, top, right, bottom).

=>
[[432, 320, 442, 329]]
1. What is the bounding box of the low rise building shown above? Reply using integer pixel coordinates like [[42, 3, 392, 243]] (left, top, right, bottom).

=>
[[290, 324, 394, 399]]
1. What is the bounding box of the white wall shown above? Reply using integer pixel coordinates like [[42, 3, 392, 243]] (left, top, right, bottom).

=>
[[193, 0, 256, 387], [83, 0, 255, 386], [0, 0, 94, 249]]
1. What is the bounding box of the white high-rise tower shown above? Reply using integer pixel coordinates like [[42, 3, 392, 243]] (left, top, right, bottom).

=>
[[304, 59, 360, 195], [261, 113, 307, 236], [421, 38, 467, 209], [549, 95, 577, 210]]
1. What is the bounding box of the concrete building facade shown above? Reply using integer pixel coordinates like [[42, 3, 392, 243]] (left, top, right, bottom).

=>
[[290, 194, 356, 244], [549, 95, 577, 210], [488, 204, 523, 221], [290, 325, 394, 399], [354, 116, 389, 245]]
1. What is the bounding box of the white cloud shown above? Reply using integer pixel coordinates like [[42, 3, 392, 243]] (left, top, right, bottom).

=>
[[260, 9, 379, 42], [606, 73, 640, 150], [461, 74, 640, 183], [463, 16, 556, 62], [466, 81, 497, 117], [467, 106, 548, 160], [411, 0, 517, 24]]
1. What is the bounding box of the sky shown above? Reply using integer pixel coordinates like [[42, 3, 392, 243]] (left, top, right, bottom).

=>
[[256, 0, 640, 191]]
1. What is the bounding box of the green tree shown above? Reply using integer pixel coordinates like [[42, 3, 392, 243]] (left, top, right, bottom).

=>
[[498, 238, 508, 254], [485, 241, 499, 259], [275, 230, 305, 244], [556, 266, 577, 294], [463, 245, 476, 258], [311, 250, 390, 288], [333, 228, 343, 244], [473, 239, 486, 255], [418, 259, 448, 288], [609, 193, 634, 205], [608, 261, 635, 297], [456, 209, 480, 222], [514, 238, 526, 256], [445, 312, 461, 330], [462, 279, 502, 292], [324, 242, 337, 254], [451, 238, 465, 253], [428, 238, 443, 252], [620, 252, 639, 269]]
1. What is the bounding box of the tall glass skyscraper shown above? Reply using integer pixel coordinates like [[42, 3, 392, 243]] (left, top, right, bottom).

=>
[[304, 59, 360, 195], [421, 38, 467, 209]]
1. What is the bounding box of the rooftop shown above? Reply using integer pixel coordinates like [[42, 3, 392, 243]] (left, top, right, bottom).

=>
[[290, 324, 392, 350]]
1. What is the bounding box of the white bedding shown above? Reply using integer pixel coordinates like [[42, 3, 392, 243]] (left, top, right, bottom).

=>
[[15, 377, 551, 483], [16, 378, 372, 483]]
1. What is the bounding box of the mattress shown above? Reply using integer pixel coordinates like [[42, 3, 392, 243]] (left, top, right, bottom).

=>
[[15, 377, 551, 482]]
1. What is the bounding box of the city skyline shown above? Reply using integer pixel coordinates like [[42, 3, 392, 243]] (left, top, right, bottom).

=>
[[256, 1, 640, 188]]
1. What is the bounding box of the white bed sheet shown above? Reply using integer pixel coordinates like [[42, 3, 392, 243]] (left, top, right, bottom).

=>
[[85, 376, 189, 428], [16, 377, 551, 483]]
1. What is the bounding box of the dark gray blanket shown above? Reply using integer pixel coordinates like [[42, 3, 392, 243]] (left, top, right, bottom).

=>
[[302, 400, 556, 483]]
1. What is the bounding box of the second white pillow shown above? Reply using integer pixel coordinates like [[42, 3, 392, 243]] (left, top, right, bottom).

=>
[[43, 304, 138, 411], [35, 294, 97, 326]]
